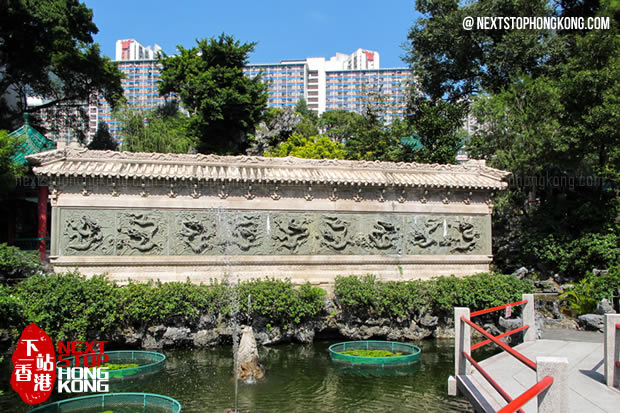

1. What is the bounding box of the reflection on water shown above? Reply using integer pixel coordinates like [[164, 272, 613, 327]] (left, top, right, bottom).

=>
[[0, 340, 474, 413]]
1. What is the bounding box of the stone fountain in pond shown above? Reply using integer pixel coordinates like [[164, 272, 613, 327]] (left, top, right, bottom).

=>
[[236, 326, 265, 382]]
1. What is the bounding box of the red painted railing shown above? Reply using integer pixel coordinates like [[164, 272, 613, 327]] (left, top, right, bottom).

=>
[[462, 352, 525, 413], [470, 299, 529, 318], [471, 325, 530, 351], [462, 317, 537, 371], [497, 376, 554, 413], [460, 298, 554, 413]]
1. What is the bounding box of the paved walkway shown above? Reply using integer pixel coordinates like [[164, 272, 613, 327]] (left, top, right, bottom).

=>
[[470, 332, 620, 412]]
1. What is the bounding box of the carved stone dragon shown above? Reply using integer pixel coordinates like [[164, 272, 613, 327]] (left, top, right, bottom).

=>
[[117, 213, 161, 253], [409, 218, 442, 249], [65, 216, 104, 252], [177, 214, 216, 254], [272, 216, 310, 253], [359, 220, 399, 251], [228, 215, 262, 252], [318, 215, 354, 251]]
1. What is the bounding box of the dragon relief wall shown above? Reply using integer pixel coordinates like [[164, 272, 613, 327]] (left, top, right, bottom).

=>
[[29, 148, 508, 283], [59, 209, 489, 258]]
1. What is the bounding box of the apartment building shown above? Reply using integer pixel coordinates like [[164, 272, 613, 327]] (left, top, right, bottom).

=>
[[36, 39, 168, 142], [244, 48, 412, 122], [38, 41, 412, 142]]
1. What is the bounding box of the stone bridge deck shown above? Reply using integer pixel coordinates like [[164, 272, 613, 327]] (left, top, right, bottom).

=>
[[465, 331, 619, 412]]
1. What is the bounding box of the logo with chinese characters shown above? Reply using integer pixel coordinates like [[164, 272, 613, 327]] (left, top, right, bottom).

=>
[[11, 324, 110, 405], [10, 324, 57, 404]]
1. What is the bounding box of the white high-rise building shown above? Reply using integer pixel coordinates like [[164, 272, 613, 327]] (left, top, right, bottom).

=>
[[244, 49, 411, 122], [115, 39, 162, 61], [244, 49, 412, 123], [38, 43, 411, 142]]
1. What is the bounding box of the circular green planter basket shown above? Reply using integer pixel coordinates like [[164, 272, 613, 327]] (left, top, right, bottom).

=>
[[329, 340, 421, 367], [28, 392, 181, 413], [59, 350, 166, 382]]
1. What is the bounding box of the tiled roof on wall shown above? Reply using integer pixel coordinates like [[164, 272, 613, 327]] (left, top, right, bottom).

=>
[[27, 147, 509, 190]]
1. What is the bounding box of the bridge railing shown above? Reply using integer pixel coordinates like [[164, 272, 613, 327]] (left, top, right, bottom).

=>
[[449, 293, 569, 413], [604, 314, 620, 389]]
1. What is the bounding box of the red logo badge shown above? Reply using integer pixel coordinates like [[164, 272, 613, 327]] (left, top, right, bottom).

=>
[[10, 324, 57, 405]]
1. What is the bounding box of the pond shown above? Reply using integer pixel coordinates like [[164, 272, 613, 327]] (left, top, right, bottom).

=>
[[1, 340, 477, 412]]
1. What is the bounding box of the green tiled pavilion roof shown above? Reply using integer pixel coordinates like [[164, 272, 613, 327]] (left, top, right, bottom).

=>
[[10, 113, 56, 165]]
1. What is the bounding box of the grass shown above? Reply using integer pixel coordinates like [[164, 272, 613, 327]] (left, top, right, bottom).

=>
[[101, 363, 139, 370], [338, 349, 403, 357]]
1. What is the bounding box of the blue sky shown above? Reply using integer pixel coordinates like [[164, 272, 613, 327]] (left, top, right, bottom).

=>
[[83, 0, 420, 68]]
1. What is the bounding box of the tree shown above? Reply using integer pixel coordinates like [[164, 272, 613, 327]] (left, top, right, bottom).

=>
[[405, 0, 558, 102], [117, 102, 194, 154], [295, 98, 318, 123], [0, 0, 124, 131], [0, 130, 26, 197], [294, 98, 319, 137], [407, 97, 464, 164], [318, 110, 363, 143], [158, 34, 268, 155], [266, 133, 345, 160], [405, 0, 620, 277], [247, 107, 302, 155], [457, 0, 619, 276], [403, 0, 562, 165], [88, 123, 118, 151]]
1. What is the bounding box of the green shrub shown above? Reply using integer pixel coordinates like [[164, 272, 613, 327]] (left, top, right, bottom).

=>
[[14, 272, 120, 342], [118, 280, 225, 327], [0, 243, 42, 280], [0, 283, 24, 329], [521, 229, 619, 278], [560, 278, 598, 316], [238, 279, 326, 324], [0, 272, 536, 344], [335, 273, 534, 319], [561, 265, 620, 316], [431, 273, 534, 314], [589, 265, 620, 302], [334, 274, 377, 313], [454, 273, 535, 312]]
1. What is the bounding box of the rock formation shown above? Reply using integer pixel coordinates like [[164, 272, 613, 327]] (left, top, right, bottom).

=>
[[236, 326, 265, 382]]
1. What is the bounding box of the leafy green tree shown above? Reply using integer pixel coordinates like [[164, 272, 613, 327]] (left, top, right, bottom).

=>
[[406, 97, 465, 164], [405, 0, 620, 277], [557, 25, 620, 182], [405, 0, 557, 102], [403, 0, 562, 165], [293, 98, 319, 137], [117, 103, 194, 154], [266, 133, 345, 160], [343, 98, 413, 162], [248, 107, 302, 155], [158, 34, 268, 154], [295, 98, 318, 123], [87, 122, 118, 151], [318, 110, 363, 143], [469, 75, 564, 178], [0, 0, 124, 131], [0, 130, 27, 197]]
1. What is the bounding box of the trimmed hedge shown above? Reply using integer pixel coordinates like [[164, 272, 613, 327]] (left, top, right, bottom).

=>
[[334, 273, 535, 318], [0, 243, 42, 280], [0, 272, 538, 343], [0, 273, 326, 342]]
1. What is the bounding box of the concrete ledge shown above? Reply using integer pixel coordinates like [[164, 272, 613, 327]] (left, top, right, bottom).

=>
[[456, 374, 502, 413], [50, 255, 492, 284], [50, 254, 493, 266]]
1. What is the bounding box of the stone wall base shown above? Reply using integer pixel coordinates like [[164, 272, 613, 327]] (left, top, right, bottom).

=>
[[51, 254, 492, 285]]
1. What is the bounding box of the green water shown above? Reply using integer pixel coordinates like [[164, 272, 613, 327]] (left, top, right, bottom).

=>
[[1, 340, 476, 413]]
